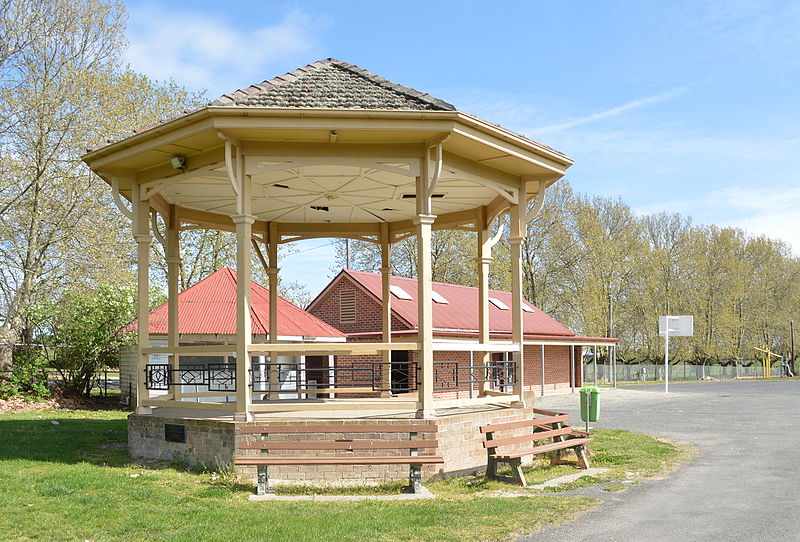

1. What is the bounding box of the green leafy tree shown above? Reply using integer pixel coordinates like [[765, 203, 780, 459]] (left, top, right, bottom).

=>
[[32, 286, 135, 396]]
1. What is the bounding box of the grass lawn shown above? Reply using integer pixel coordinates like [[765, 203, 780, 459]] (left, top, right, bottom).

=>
[[0, 409, 596, 542], [0, 409, 691, 542]]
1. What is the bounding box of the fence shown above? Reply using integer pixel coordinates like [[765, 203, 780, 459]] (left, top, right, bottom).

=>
[[1, 369, 118, 396], [583, 361, 794, 384]]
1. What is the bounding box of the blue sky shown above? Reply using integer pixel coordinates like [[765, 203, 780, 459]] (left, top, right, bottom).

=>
[[125, 0, 800, 295]]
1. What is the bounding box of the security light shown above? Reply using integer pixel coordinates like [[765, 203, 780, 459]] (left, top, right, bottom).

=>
[[170, 155, 185, 169]]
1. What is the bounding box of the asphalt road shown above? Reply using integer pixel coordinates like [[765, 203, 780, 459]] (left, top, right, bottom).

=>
[[520, 380, 800, 542]]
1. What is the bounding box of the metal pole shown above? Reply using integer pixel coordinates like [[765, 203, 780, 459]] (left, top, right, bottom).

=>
[[593, 345, 597, 385], [345, 238, 351, 269], [468, 350, 474, 399], [585, 391, 590, 433], [791, 320, 795, 374], [664, 325, 670, 393], [540, 344, 545, 397], [570, 345, 575, 392], [608, 294, 615, 388], [611, 345, 617, 388]]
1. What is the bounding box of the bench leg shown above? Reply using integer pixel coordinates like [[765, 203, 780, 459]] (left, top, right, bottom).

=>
[[256, 466, 270, 495], [407, 464, 422, 494], [510, 458, 526, 487], [574, 444, 590, 470], [486, 455, 499, 480]]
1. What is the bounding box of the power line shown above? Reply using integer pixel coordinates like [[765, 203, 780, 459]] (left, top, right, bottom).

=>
[[281, 240, 337, 257]]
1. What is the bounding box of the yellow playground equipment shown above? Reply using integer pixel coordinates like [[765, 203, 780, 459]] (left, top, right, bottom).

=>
[[753, 346, 781, 379]]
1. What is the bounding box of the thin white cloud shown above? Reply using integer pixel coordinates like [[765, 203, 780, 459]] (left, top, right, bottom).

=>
[[634, 183, 800, 255], [125, 4, 330, 96], [533, 86, 691, 134]]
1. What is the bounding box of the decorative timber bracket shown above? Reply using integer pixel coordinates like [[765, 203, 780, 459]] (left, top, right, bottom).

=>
[[110, 177, 134, 220], [420, 135, 450, 204], [218, 130, 244, 213], [525, 180, 547, 223]]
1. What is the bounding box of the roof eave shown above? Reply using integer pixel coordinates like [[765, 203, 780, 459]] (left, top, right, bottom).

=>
[[83, 106, 573, 169]]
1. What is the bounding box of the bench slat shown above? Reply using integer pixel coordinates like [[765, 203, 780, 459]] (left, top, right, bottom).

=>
[[532, 408, 561, 417], [491, 437, 591, 460], [238, 424, 437, 435], [480, 415, 568, 434], [482, 426, 573, 448], [234, 456, 444, 466], [239, 439, 438, 451]]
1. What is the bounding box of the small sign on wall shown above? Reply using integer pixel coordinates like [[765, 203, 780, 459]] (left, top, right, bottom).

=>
[[164, 423, 186, 443]]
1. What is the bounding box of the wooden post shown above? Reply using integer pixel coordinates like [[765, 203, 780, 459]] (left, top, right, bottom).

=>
[[233, 171, 254, 421], [477, 206, 492, 396], [166, 204, 181, 400], [268, 221, 279, 398], [133, 183, 152, 414], [415, 213, 436, 417], [415, 160, 436, 417], [509, 195, 526, 406], [380, 222, 392, 394]]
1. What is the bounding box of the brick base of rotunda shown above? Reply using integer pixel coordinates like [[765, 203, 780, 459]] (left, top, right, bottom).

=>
[[128, 406, 536, 487]]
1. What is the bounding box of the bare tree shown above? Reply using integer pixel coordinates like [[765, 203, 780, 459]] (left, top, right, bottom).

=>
[[0, 1, 197, 366]]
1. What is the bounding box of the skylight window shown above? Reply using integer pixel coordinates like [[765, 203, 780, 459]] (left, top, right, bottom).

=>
[[522, 304, 535, 313], [431, 291, 449, 304], [488, 297, 509, 310], [389, 285, 413, 300]]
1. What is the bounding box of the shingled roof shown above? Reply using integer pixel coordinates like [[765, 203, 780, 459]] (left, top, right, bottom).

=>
[[88, 58, 568, 159], [211, 58, 456, 111]]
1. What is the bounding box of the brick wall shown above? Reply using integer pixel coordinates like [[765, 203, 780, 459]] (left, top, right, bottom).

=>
[[435, 407, 538, 475], [308, 276, 410, 334], [522, 344, 583, 398], [129, 405, 573, 488], [128, 413, 236, 469], [310, 275, 586, 396]]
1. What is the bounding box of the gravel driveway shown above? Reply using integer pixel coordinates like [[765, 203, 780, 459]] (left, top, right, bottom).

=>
[[519, 380, 800, 541]]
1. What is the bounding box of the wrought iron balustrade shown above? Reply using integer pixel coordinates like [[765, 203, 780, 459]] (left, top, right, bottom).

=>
[[251, 361, 419, 393], [144, 363, 236, 391], [144, 359, 512, 394]]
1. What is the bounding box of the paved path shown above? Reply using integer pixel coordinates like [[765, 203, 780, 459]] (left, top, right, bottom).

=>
[[520, 380, 799, 541]]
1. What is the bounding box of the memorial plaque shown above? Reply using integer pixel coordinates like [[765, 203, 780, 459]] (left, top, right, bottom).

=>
[[164, 423, 186, 443]]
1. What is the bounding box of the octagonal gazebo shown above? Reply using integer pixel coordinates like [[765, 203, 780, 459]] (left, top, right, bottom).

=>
[[83, 59, 572, 429]]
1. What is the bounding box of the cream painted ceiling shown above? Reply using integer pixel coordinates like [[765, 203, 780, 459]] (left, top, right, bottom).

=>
[[160, 162, 498, 223]]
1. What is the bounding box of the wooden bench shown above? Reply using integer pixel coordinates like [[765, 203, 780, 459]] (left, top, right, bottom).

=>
[[234, 423, 444, 495], [479, 408, 591, 486]]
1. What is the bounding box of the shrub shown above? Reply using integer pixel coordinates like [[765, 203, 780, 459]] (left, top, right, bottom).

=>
[[0, 345, 50, 400], [32, 286, 135, 397]]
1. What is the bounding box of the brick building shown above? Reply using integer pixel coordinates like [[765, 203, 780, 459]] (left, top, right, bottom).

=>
[[121, 268, 345, 406], [308, 269, 616, 402]]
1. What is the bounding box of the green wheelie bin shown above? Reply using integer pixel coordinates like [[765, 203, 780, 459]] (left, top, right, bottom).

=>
[[579, 385, 600, 422]]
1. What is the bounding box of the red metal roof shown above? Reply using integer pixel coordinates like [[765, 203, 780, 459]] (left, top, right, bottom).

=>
[[132, 268, 344, 338], [338, 269, 577, 338]]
